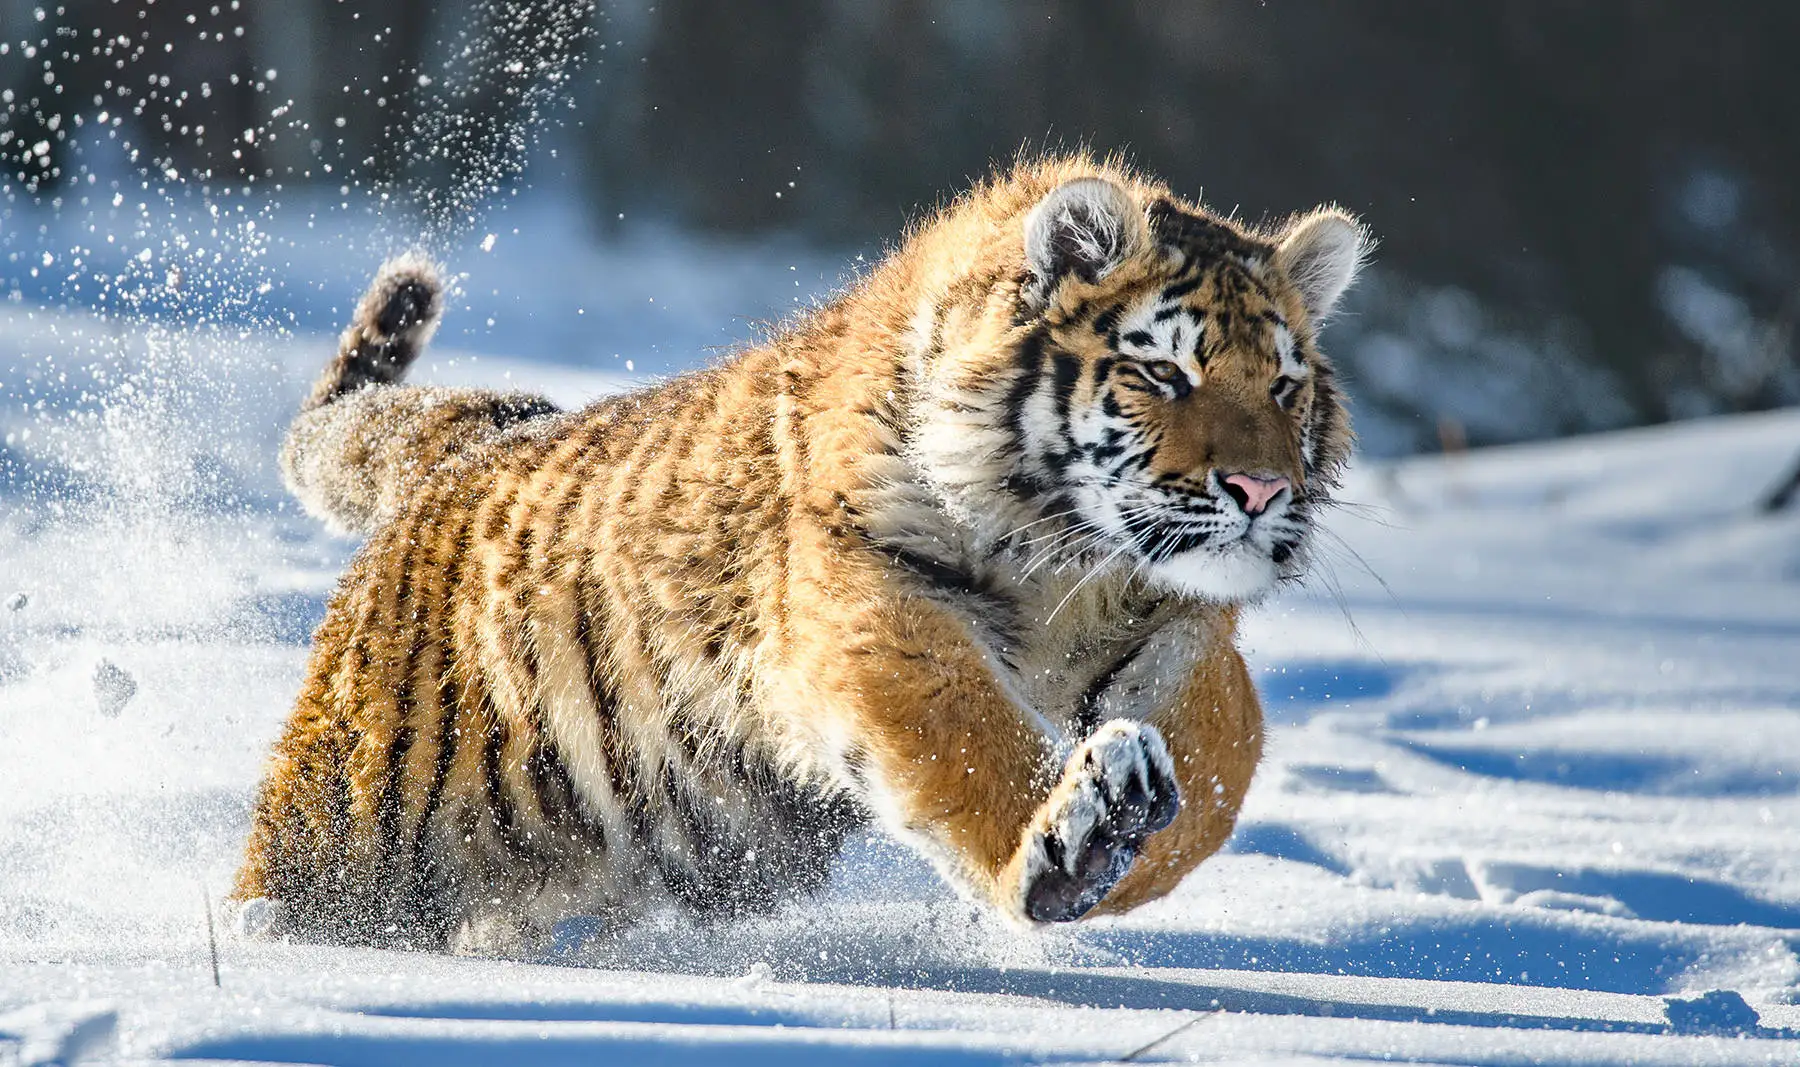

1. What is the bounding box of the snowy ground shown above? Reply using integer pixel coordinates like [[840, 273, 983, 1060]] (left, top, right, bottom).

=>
[[3, 300, 1800, 1066]]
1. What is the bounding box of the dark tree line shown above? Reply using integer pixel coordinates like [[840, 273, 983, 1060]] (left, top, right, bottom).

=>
[[5, 1, 1799, 448]]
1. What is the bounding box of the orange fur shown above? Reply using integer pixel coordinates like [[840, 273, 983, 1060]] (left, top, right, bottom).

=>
[[235, 152, 1366, 952]]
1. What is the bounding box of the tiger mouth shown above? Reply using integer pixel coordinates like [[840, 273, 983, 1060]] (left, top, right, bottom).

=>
[[1125, 510, 1302, 568]]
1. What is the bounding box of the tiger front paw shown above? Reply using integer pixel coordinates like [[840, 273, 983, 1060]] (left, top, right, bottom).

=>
[[1012, 719, 1179, 923]]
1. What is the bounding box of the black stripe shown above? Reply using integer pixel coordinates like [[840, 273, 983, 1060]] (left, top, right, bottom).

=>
[[374, 725, 417, 871], [1090, 427, 1131, 462], [573, 582, 602, 692], [528, 736, 607, 850], [479, 708, 538, 862], [504, 504, 539, 613], [999, 328, 1052, 503], [1160, 275, 1203, 302], [1142, 523, 1215, 561], [1039, 349, 1082, 482], [1091, 305, 1123, 337], [537, 453, 587, 586], [587, 625, 636, 820], [662, 768, 731, 874], [489, 394, 559, 428], [1147, 198, 1273, 263], [1113, 363, 1157, 389], [572, 578, 635, 814], [1238, 264, 1275, 301], [1121, 329, 1154, 348], [413, 494, 478, 864], [889, 547, 987, 601], [1001, 327, 1049, 442], [886, 547, 1023, 656], [415, 676, 459, 868], [1050, 351, 1081, 427], [375, 487, 439, 868], [523, 736, 570, 830], [1077, 641, 1147, 736], [480, 480, 524, 542]]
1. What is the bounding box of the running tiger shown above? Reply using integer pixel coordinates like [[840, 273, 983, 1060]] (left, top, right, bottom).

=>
[[234, 153, 1370, 954]]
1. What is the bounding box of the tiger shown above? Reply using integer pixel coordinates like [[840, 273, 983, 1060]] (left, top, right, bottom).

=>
[[232, 152, 1369, 955]]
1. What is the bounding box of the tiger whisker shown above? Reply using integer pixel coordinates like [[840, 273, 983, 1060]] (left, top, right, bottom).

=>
[[1001, 507, 1086, 542], [1016, 512, 1107, 556], [1296, 533, 1378, 655], [1022, 526, 1110, 577], [1018, 501, 1168, 576], [1047, 540, 1136, 624], [1309, 524, 1397, 605], [1016, 517, 1101, 553], [1318, 495, 1402, 530]]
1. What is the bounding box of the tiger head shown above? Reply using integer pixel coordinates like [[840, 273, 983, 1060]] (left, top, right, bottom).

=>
[[914, 168, 1369, 604]]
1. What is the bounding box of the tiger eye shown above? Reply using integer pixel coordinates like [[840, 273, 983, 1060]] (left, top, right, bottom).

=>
[[1146, 361, 1185, 384]]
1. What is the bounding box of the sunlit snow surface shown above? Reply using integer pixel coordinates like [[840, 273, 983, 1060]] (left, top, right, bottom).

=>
[[3, 297, 1800, 1065]]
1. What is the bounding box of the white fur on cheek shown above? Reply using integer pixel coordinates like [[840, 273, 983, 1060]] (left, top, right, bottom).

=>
[[1273, 323, 1308, 380]]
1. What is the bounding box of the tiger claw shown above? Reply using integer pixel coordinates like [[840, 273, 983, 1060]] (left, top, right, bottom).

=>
[[1015, 719, 1179, 923]]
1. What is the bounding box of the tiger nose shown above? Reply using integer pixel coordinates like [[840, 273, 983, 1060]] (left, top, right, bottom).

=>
[[1221, 472, 1291, 516]]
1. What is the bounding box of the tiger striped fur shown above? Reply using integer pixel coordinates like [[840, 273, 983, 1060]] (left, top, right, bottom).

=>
[[234, 153, 1370, 954]]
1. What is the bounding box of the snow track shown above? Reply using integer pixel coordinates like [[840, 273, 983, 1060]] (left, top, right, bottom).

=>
[[3, 307, 1800, 1064]]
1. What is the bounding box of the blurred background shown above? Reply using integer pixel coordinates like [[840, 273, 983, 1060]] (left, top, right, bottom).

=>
[[4, 0, 1800, 458]]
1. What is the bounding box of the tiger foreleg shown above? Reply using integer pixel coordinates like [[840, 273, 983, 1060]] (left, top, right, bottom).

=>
[[1085, 631, 1265, 916], [790, 578, 1185, 923]]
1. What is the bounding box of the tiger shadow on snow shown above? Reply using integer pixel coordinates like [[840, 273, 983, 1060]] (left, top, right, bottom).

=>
[[540, 830, 1745, 1009], [533, 891, 1762, 1038]]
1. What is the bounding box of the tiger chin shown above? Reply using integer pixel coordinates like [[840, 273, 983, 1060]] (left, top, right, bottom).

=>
[[232, 152, 1369, 955]]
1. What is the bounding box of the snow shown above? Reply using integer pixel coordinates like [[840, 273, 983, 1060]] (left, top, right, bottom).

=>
[[3, 296, 1800, 1065]]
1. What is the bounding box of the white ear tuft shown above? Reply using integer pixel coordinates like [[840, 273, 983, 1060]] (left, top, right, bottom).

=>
[[1275, 209, 1373, 324], [1023, 178, 1143, 304]]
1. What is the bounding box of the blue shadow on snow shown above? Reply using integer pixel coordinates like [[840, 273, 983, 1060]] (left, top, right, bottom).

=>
[[1256, 660, 1408, 724], [1400, 739, 1798, 798]]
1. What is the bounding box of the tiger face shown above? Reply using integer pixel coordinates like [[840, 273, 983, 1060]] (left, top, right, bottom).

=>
[[998, 178, 1368, 601]]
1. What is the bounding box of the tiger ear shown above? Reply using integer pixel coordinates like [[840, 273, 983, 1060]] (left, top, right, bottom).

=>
[[1275, 208, 1373, 324], [1023, 178, 1146, 308]]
